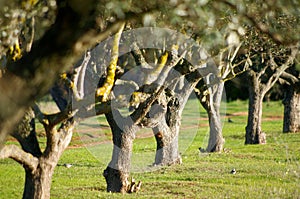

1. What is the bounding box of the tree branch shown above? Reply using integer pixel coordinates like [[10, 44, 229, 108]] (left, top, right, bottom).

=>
[[33, 103, 74, 128], [279, 71, 299, 85], [0, 145, 38, 171], [216, 0, 296, 45], [96, 22, 125, 102], [131, 86, 164, 124], [0, 1, 136, 148], [264, 46, 298, 93], [131, 42, 153, 70]]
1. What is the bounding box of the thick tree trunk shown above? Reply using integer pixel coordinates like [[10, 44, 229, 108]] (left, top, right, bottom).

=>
[[205, 82, 225, 152], [283, 83, 300, 133], [153, 76, 199, 163], [245, 79, 266, 144], [152, 96, 182, 165], [103, 110, 138, 193], [153, 122, 181, 166], [23, 158, 55, 199], [12, 109, 52, 199]]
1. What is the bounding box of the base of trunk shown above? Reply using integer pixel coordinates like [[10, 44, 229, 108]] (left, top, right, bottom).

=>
[[206, 136, 225, 152], [103, 167, 129, 193], [23, 163, 54, 199], [154, 128, 181, 166], [245, 130, 266, 144]]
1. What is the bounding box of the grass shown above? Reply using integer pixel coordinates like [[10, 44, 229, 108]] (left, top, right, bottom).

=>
[[0, 100, 299, 198]]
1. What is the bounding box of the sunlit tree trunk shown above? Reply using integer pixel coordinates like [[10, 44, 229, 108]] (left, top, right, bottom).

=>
[[244, 47, 298, 144], [103, 110, 139, 193], [205, 82, 225, 152], [153, 96, 182, 165], [153, 73, 200, 162], [196, 78, 225, 152], [23, 157, 56, 199]]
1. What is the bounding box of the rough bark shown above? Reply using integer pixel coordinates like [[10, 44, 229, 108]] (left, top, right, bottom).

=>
[[28, 119, 74, 199], [195, 74, 225, 152], [204, 81, 225, 152], [244, 47, 298, 144], [245, 72, 266, 144], [103, 110, 139, 193], [23, 157, 56, 199], [103, 83, 166, 192], [152, 96, 181, 166], [153, 71, 201, 164], [283, 82, 300, 133]]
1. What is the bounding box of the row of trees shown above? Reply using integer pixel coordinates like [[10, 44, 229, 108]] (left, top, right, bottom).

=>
[[0, 0, 299, 198]]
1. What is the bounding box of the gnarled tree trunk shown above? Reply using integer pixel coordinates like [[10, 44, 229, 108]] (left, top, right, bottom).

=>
[[103, 110, 139, 193], [1, 107, 75, 199], [283, 82, 300, 133], [245, 72, 266, 144], [153, 96, 182, 166], [23, 157, 56, 199], [153, 72, 201, 163]]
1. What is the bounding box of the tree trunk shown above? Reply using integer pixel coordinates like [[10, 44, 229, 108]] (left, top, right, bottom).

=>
[[153, 121, 181, 166], [283, 83, 300, 133], [23, 158, 55, 199], [22, 119, 74, 199], [152, 95, 181, 165], [103, 110, 138, 193], [245, 76, 266, 144], [153, 76, 198, 164], [205, 82, 225, 152], [196, 77, 225, 152]]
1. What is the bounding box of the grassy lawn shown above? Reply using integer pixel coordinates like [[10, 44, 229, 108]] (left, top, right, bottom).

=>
[[0, 100, 299, 198]]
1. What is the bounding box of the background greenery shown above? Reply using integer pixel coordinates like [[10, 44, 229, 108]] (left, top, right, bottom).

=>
[[0, 100, 299, 198]]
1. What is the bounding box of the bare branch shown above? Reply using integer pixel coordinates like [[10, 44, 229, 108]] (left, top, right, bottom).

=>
[[280, 71, 299, 85], [131, 42, 153, 70], [0, 5, 131, 148], [33, 103, 74, 127], [115, 79, 139, 91], [32, 103, 49, 126], [73, 51, 91, 100], [131, 86, 164, 124], [264, 46, 298, 93], [257, 60, 270, 79], [96, 22, 125, 102], [0, 145, 38, 171], [154, 46, 186, 86], [26, 17, 35, 52]]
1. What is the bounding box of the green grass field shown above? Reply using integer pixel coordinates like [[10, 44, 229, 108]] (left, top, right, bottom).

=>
[[0, 100, 299, 198]]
